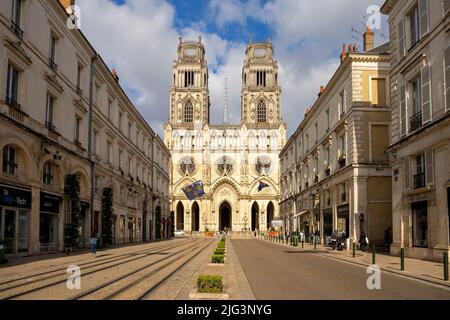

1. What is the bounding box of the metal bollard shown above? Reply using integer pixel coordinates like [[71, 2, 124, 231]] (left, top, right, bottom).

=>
[[314, 238, 317, 250], [401, 248, 405, 271], [444, 252, 449, 281], [372, 244, 376, 264], [302, 240, 304, 248], [353, 242, 356, 258]]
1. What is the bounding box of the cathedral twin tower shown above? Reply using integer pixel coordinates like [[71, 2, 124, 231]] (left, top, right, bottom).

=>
[[164, 37, 286, 233]]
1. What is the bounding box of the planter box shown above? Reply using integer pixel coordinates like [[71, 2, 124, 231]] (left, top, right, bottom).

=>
[[189, 293, 229, 300]]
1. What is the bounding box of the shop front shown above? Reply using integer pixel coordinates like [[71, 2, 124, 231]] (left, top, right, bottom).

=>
[[39, 192, 62, 252], [337, 204, 350, 238], [0, 184, 31, 254], [128, 215, 136, 243]]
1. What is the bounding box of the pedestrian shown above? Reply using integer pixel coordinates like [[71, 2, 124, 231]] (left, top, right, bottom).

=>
[[89, 234, 98, 257], [285, 230, 291, 244], [384, 227, 392, 252], [359, 231, 368, 255]]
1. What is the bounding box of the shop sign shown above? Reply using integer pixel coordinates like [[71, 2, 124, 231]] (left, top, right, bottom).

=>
[[0, 185, 31, 209], [40, 192, 62, 213], [271, 220, 284, 227], [337, 204, 349, 216]]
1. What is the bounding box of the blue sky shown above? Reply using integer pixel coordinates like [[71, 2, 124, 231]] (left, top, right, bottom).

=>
[[79, 0, 388, 136]]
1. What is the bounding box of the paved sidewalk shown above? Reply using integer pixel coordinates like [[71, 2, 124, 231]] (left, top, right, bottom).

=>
[[257, 237, 450, 289], [178, 237, 255, 300]]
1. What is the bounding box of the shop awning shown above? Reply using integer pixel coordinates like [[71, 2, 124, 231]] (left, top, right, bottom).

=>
[[293, 210, 309, 218]]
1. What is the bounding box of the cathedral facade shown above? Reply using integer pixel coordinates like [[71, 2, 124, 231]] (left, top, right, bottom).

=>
[[164, 38, 286, 233]]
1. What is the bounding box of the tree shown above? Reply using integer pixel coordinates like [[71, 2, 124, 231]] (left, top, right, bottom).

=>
[[64, 174, 81, 249], [102, 187, 114, 246]]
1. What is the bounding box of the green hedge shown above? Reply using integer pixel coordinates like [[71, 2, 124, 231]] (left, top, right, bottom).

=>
[[217, 242, 225, 249], [214, 248, 225, 255], [211, 254, 224, 264], [220, 237, 226, 243], [197, 275, 223, 293]]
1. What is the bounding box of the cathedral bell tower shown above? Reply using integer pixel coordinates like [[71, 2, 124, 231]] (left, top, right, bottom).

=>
[[241, 40, 281, 127], [169, 37, 210, 128]]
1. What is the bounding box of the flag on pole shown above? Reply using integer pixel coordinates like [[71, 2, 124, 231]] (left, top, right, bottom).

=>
[[182, 181, 206, 200], [258, 181, 270, 192]]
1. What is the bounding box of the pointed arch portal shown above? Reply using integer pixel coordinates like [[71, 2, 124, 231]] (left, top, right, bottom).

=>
[[191, 201, 200, 232], [219, 202, 232, 231], [251, 202, 259, 231]]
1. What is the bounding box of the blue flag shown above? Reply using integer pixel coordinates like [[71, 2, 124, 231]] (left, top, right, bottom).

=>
[[258, 181, 269, 192], [182, 181, 206, 200]]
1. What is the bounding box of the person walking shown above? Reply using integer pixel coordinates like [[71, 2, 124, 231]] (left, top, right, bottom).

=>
[[285, 230, 291, 244], [89, 234, 98, 257], [384, 227, 392, 252], [359, 231, 368, 256]]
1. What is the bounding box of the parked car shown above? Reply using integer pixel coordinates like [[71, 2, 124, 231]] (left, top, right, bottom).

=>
[[174, 230, 186, 238]]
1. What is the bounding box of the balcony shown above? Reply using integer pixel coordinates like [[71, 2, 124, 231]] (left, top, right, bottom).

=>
[[49, 59, 58, 72], [10, 21, 23, 38], [338, 157, 346, 169], [409, 111, 422, 132], [6, 96, 21, 111], [413, 173, 426, 189]]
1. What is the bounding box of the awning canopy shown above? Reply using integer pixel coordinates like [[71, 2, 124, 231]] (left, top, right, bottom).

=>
[[293, 210, 309, 218]]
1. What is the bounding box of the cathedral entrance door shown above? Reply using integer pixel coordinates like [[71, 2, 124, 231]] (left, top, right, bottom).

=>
[[219, 202, 232, 231], [251, 202, 259, 231]]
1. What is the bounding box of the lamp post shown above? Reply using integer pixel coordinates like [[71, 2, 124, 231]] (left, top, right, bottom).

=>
[[243, 215, 248, 233]]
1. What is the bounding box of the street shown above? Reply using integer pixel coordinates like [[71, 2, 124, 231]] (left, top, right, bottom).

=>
[[232, 239, 450, 300]]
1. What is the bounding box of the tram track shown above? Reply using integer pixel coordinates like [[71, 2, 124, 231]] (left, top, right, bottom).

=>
[[71, 239, 214, 300], [0, 238, 201, 299], [0, 238, 194, 287]]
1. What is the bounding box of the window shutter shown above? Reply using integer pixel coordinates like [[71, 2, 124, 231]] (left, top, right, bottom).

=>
[[445, 46, 450, 111], [445, 0, 450, 16], [425, 149, 433, 185], [400, 84, 407, 136], [421, 64, 432, 123], [419, 0, 429, 38], [398, 19, 405, 58], [403, 157, 411, 190]]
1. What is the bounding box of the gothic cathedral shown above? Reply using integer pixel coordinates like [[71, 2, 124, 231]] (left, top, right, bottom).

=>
[[164, 37, 286, 232]]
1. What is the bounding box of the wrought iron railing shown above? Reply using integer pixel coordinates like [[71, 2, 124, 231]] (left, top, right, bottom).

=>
[[10, 21, 23, 38], [409, 111, 423, 132], [413, 173, 426, 189]]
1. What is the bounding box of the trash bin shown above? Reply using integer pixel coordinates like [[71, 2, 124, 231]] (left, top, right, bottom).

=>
[[0, 240, 8, 264], [293, 235, 299, 247]]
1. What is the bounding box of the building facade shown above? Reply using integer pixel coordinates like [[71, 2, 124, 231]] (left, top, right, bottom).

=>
[[0, 0, 169, 256], [382, 0, 450, 261], [165, 38, 286, 233], [280, 31, 393, 247]]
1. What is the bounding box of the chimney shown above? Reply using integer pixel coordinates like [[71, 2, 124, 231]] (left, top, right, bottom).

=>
[[59, 0, 74, 10], [112, 68, 119, 83], [318, 86, 325, 97], [363, 27, 375, 52], [340, 43, 347, 63]]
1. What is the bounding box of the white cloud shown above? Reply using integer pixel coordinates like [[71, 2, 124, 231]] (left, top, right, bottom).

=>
[[77, 0, 387, 137]]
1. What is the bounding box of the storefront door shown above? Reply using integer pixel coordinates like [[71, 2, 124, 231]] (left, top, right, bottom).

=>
[[1, 209, 29, 254], [4, 209, 15, 253]]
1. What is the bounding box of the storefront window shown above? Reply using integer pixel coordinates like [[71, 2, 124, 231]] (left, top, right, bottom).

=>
[[17, 210, 29, 253], [120, 216, 125, 243], [412, 201, 428, 247]]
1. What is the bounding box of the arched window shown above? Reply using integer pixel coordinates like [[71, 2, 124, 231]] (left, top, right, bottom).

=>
[[257, 100, 266, 123], [184, 100, 193, 123]]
